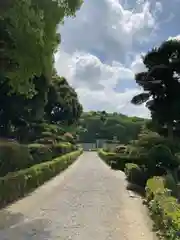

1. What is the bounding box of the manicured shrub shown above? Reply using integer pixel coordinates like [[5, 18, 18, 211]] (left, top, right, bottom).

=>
[[164, 171, 179, 198], [124, 163, 148, 187], [98, 149, 117, 165], [29, 142, 75, 164], [51, 142, 73, 157], [146, 176, 165, 202], [63, 132, 75, 144], [133, 133, 180, 154], [0, 139, 32, 177], [148, 191, 180, 239], [147, 144, 179, 172], [56, 136, 64, 141], [114, 145, 127, 153], [41, 131, 54, 138], [28, 143, 53, 164], [98, 149, 145, 170], [35, 138, 54, 144], [0, 149, 83, 208]]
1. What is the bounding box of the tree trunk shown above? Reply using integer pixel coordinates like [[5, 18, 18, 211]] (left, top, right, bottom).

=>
[[167, 123, 173, 139]]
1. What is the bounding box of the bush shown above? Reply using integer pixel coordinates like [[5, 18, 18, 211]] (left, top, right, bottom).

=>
[[164, 171, 179, 198], [51, 142, 74, 157], [36, 123, 64, 135], [28, 143, 53, 164], [0, 140, 32, 177], [29, 142, 75, 164], [98, 149, 145, 170], [63, 132, 75, 144], [25, 122, 65, 143], [0, 140, 77, 177], [41, 131, 55, 138], [0, 149, 83, 208], [98, 149, 117, 165], [114, 145, 127, 153], [56, 136, 64, 141], [133, 133, 180, 154], [146, 175, 180, 239], [146, 176, 165, 202], [113, 155, 145, 170], [124, 163, 148, 187], [147, 144, 179, 172], [35, 137, 55, 144], [148, 191, 180, 239]]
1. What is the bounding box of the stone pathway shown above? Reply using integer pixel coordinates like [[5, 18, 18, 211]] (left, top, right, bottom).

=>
[[0, 152, 157, 239]]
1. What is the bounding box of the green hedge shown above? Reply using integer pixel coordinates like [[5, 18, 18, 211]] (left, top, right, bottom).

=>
[[148, 191, 180, 239], [28, 142, 75, 165], [146, 176, 180, 239], [98, 149, 117, 164], [124, 163, 148, 187], [28, 143, 53, 164], [0, 140, 32, 176], [0, 149, 83, 208], [98, 149, 144, 170], [0, 141, 76, 177], [146, 176, 165, 202]]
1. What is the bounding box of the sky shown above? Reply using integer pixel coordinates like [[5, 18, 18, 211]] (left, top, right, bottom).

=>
[[55, 0, 180, 118]]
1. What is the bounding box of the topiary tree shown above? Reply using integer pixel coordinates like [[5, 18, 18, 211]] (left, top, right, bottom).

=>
[[131, 40, 180, 139], [147, 144, 179, 176]]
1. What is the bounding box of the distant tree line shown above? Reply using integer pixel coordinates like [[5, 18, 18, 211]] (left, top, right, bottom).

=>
[[77, 111, 147, 143]]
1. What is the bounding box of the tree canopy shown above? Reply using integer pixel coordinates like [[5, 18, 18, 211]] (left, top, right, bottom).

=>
[[0, 0, 83, 96], [131, 39, 180, 138], [45, 75, 83, 125], [0, 0, 83, 140]]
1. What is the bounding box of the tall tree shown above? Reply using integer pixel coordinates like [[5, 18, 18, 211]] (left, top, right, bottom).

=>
[[0, 0, 83, 96], [131, 40, 180, 138], [45, 75, 83, 125], [0, 74, 48, 137]]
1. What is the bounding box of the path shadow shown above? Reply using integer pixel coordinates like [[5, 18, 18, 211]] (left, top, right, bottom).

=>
[[0, 209, 52, 240]]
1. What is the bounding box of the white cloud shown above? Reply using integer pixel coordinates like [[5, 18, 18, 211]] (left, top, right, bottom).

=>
[[55, 50, 149, 118], [76, 87, 150, 118], [168, 35, 180, 41], [55, 51, 134, 90], [58, 0, 159, 62], [55, 0, 160, 118], [155, 2, 163, 13], [130, 53, 146, 73]]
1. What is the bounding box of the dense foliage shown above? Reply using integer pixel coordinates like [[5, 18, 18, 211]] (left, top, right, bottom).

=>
[[77, 111, 146, 143], [0, 0, 83, 180], [131, 40, 180, 138], [0, 0, 83, 138], [1, 0, 82, 96]]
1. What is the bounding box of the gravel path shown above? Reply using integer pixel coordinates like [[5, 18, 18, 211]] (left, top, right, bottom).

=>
[[0, 152, 157, 240]]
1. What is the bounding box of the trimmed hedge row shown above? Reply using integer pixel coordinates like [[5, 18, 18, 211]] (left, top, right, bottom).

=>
[[0, 140, 32, 176], [0, 149, 83, 208], [98, 149, 144, 170], [28, 142, 76, 164], [146, 177, 180, 239], [0, 140, 76, 177], [98, 149, 117, 164]]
